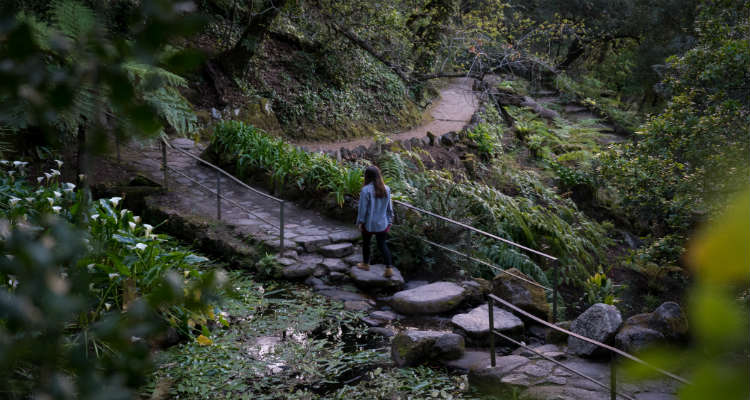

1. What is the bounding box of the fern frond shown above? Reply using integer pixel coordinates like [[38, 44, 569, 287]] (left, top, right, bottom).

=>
[[51, 0, 95, 41], [122, 62, 188, 88], [142, 87, 197, 136]]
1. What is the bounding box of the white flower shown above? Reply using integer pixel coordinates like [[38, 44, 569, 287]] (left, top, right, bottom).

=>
[[64, 183, 76, 190], [108, 273, 119, 280], [55, 160, 63, 168], [87, 264, 95, 272], [78, 174, 85, 181], [105, 302, 112, 311], [52, 206, 62, 213], [128, 221, 136, 231], [90, 214, 99, 221], [35, 189, 44, 194], [37, 177, 44, 183], [0, 160, 8, 165], [25, 197, 33, 203], [258, 286, 265, 294], [134, 243, 147, 251], [8, 276, 18, 288], [120, 209, 128, 217], [50, 169, 61, 177], [44, 172, 52, 181], [47, 197, 54, 206], [12, 161, 28, 168], [133, 216, 141, 224], [8, 171, 15, 176], [9, 197, 20, 206], [53, 191, 62, 198], [110, 197, 122, 207]]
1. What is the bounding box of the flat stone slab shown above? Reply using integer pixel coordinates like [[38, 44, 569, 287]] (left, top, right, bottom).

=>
[[343, 253, 363, 265], [441, 350, 494, 372], [349, 264, 405, 290], [294, 235, 330, 252], [390, 281, 466, 315], [277, 257, 297, 267], [451, 304, 524, 338], [321, 258, 349, 272], [329, 230, 361, 243], [318, 242, 354, 257], [282, 264, 316, 279]]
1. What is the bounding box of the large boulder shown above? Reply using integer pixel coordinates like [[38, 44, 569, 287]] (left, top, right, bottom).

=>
[[568, 303, 622, 358], [451, 304, 524, 341], [650, 302, 688, 340], [349, 264, 405, 290], [390, 282, 467, 315], [492, 269, 550, 320], [391, 330, 465, 366], [615, 316, 665, 353], [614, 301, 688, 352]]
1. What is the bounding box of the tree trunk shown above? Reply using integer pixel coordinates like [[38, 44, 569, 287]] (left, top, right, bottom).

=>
[[216, 0, 288, 75]]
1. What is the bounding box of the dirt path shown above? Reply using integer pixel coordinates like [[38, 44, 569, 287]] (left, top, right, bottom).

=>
[[296, 77, 479, 152]]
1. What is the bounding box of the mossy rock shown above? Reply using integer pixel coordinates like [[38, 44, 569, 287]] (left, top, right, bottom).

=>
[[239, 98, 283, 134]]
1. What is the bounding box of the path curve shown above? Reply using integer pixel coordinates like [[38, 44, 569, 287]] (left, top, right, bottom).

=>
[[296, 77, 479, 152]]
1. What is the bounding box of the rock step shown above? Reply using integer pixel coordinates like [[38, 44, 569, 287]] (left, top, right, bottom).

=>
[[318, 242, 354, 257], [390, 281, 467, 315], [349, 264, 404, 290], [451, 304, 524, 341]]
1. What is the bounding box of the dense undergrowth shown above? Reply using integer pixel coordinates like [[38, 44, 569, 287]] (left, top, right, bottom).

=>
[[0, 161, 226, 398], [146, 274, 473, 400]]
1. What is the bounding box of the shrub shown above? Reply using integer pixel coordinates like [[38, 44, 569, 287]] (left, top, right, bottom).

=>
[[211, 121, 363, 206]]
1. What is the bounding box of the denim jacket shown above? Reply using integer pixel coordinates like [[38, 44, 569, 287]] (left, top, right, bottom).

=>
[[356, 183, 394, 233]]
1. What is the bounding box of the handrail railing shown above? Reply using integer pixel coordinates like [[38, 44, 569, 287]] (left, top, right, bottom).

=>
[[394, 199, 561, 320], [486, 293, 690, 400], [159, 138, 286, 251]]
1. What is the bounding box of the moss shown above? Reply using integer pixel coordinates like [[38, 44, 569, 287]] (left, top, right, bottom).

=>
[[239, 98, 283, 134]]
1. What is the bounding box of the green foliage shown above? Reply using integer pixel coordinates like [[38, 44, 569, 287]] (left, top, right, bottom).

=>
[[554, 73, 640, 132], [624, 189, 750, 400], [211, 121, 363, 206], [255, 252, 282, 280], [384, 155, 611, 284], [148, 274, 474, 399], [466, 123, 502, 158], [0, 0, 204, 150], [583, 269, 623, 306], [0, 162, 224, 398]]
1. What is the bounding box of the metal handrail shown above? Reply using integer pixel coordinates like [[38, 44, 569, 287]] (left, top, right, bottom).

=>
[[394, 199, 561, 320], [159, 138, 285, 251], [486, 293, 691, 398], [394, 200, 556, 260], [420, 238, 552, 292]]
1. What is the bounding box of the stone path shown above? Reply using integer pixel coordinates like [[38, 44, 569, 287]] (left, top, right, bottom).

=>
[[295, 78, 479, 152], [118, 98, 674, 399]]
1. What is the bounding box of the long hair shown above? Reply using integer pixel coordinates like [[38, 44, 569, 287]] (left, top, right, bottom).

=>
[[364, 166, 387, 198]]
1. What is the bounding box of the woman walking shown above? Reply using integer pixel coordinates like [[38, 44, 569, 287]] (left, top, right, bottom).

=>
[[356, 166, 395, 277]]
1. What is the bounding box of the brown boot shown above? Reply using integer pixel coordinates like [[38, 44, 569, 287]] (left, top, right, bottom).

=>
[[383, 266, 394, 278], [356, 262, 370, 271]]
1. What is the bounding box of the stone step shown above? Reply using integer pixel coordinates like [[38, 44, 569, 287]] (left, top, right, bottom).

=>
[[451, 304, 524, 342], [390, 281, 467, 315], [349, 264, 404, 290], [318, 242, 354, 257]]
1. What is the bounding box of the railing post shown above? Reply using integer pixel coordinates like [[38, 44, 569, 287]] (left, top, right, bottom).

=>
[[552, 259, 559, 323], [279, 200, 285, 252], [216, 171, 221, 220], [160, 140, 168, 191], [610, 355, 617, 400], [488, 296, 496, 367]]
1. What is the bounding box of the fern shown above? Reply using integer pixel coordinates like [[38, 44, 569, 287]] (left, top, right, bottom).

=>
[[50, 0, 96, 41], [122, 62, 189, 88], [142, 87, 197, 136]]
